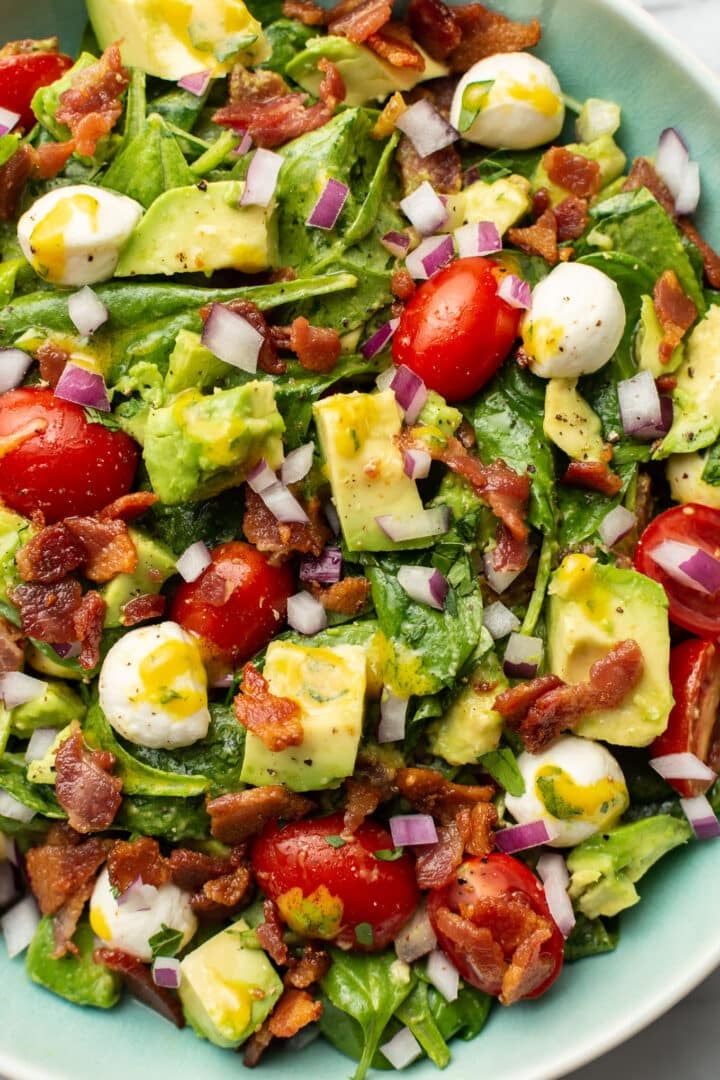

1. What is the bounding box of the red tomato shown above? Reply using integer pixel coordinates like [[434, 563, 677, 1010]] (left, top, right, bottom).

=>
[[651, 638, 720, 797], [0, 387, 139, 523], [427, 854, 564, 1000], [250, 814, 420, 951], [169, 541, 294, 669], [392, 258, 522, 402], [0, 51, 73, 133], [633, 504, 720, 635]]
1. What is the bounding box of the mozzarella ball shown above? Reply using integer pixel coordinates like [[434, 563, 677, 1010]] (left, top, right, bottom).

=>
[[521, 262, 626, 379], [89, 868, 197, 962], [449, 53, 564, 150], [17, 184, 143, 287], [504, 735, 629, 847], [99, 621, 211, 749]]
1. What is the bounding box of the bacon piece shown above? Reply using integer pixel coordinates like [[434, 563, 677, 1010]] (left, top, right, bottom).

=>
[[25, 830, 108, 916], [0, 615, 24, 674], [243, 489, 331, 564], [97, 492, 158, 523], [288, 316, 342, 373], [32, 140, 76, 178], [0, 146, 33, 221], [200, 298, 284, 375], [54, 727, 123, 833], [653, 268, 698, 364], [195, 864, 252, 916], [447, 3, 541, 74], [395, 767, 493, 824], [15, 524, 85, 584], [656, 374, 677, 395], [500, 923, 554, 1005], [229, 67, 289, 103], [121, 593, 166, 626], [396, 134, 462, 197], [243, 1026, 275, 1068], [391, 268, 416, 301], [435, 905, 506, 993], [308, 577, 371, 615], [491, 522, 530, 575], [36, 341, 70, 387], [343, 779, 384, 834], [65, 516, 138, 582], [554, 195, 589, 243], [328, 0, 392, 42], [317, 57, 346, 111], [107, 838, 170, 895], [406, 0, 461, 60], [207, 786, 314, 844], [542, 147, 601, 200], [561, 460, 623, 496], [55, 44, 129, 157], [282, 0, 327, 23], [93, 948, 185, 1027], [233, 662, 304, 752], [256, 898, 290, 965], [52, 878, 97, 958], [193, 567, 228, 607], [285, 943, 331, 989], [11, 578, 82, 642], [415, 819, 466, 889], [168, 847, 240, 892], [366, 22, 425, 69], [269, 987, 322, 1036], [73, 589, 106, 670], [678, 218, 720, 290], [493, 675, 564, 723], [466, 802, 498, 857], [508, 209, 559, 266]]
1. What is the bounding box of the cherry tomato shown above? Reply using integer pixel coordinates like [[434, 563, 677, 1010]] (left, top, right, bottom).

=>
[[0, 387, 139, 523], [634, 504, 720, 635], [250, 813, 420, 951], [392, 258, 522, 403], [427, 853, 564, 1001], [651, 638, 720, 797], [169, 541, 294, 670], [0, 50, 73, 133]]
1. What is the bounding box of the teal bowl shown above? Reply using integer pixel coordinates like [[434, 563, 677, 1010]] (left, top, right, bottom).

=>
[[2, 2, 720, 1078]]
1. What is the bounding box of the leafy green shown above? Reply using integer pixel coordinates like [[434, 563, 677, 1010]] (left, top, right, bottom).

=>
[[148, 924, 185, 959], [701, 441, 720, 485], [478, 747, 525, 797], [26, 918, 121, 1008], [260, 19, 315, 73], [101, 114, 195, 208], [395, 980, 451, 1069], [148, 489, 247, 556], [114, 794, 210, 841], [564, 913, 619, 962], [428, 979, 492, 1043], [0, 753, 65, 819]]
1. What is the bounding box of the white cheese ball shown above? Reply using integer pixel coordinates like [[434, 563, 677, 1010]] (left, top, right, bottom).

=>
[[89, 868, 197, 962], [99, 621, 211, 749], [504, 735, 629, 847], [521, 262, 626, 379], [17, 184, 143, 287], [449, 53, 564, 150]]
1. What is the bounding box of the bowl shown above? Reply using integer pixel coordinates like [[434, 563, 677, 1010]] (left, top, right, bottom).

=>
[[2, 2, 720, 1078]]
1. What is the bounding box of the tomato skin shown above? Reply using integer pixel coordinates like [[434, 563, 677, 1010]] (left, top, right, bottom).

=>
[[169, 541, 294, 669], [0, 52, 73, 133], [0, 387, 139, 523], [634, 504, 720, 636], [391, 258, 522, 403], [651, 638, 720, 797], [250, 814, 420, 951], [427, 854, 564, 1000]]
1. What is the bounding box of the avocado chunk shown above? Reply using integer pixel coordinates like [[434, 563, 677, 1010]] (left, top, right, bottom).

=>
[[543, 378, 605, 462], [531, 134, 627, 206], [567, 814, 692, 919], [547, 555, 673, 746], [666, 450, 720, 510], [285, 35, 448, 107], [100, 529, 177, 627], [26, 917, 121, 1009], [448, 175, 532, 236], [0, 506, 32, 604], [114, 181, 271, 278], [241, 641, 366, 791], [26, 725, 74, 785], [143, 382, 284, 504], [164, 329, 232, 396], [656, 305, 720, 458], [427, 655, 507, 766], [635, 294, 684, 377], [313, 390, 427, 552], [9, 680, 85, 737], [179, 920, 283, 1048]]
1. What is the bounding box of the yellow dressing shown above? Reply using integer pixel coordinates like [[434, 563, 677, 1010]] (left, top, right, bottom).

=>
[[29, 194, 100, 284], [535, 763, 629, 823], [203, 958, 253, 1032], [507, 79, 562, 116], [136, 639, 207, 721], [276, 885, 344, 939]]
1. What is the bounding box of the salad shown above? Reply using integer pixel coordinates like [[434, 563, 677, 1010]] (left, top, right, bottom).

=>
[[0, 0, 719, 1074]]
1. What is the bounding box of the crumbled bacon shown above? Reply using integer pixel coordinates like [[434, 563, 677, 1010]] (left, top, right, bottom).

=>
[[256, 898, 290, 965], [396, 134, 462, 197], [11, 578, 83, 642], [54, 726, 123, 833], [391, 268, 417, 301], [285, 943, 331, 989], [66, 516, 138, 582], [55, 44, 129, 157], [492, 675, 563, 724], [289, 316, 342, 373], [229, 67, 289, 104], [395, 767, 494, 824], [52, 879, 96, 958], [508, 209, 559, 266], [121, 593, 166, 626], [15, 524, 84, 584], [36, 341, 70, 388], [406, 0, 461, 60], [243, 489, 332, 564], [169, 847, 241, 892], [500, 921, 555, 1005], [207, 786, 314, 844], [553, 195, 589, 242], [107, 838, 170, 895], [328, 0, 392, 42], [317, 57, 346, 111], [0, 615, 24, 674], [561, 460, 623, 496], [542, 147, 601, 200], [446, 3, 541, 74], [281, 0, 327, 23], [73, 589, 106, 670], [653, 268, 698, 364], [243, 1027, 275, 1069], [491, 522, 530, 575], [466, 802, 499, 857], [308, 577, 371, 615], [415, 819, 466, 889], [244, 988, 323, 1067], [200, 299, 284, 375], [367, 22, 425, 69], [678, 218, 720, 290], [195, 864, 252, 916], [97, 492, 158, 523], [0, 142, 75, 220], [233, 662, 304, 752], [94, 948, 185, 1027]]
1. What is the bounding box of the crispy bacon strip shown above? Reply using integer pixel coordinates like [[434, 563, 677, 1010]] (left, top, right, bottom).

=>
[[94, 948, 185, 1027], [561, 460, 623, 496], [97, 492, 158, 523], [107, 838, 170, 895], [395, 767, 494, 824], [282, 0, 327, 23], [396, 134, 462, 197], [434, 905, 505, 994], [256, 899, 290, 965], [288, 316, 342, 373], [196, 864, 252, 916], [285, 943, 331, 989], [391, 267, 417, 301], [366, 22, 425, 69], [0, 142, 74, 220], [243, 489, 332, 564], [308, 577, 371, 615], [466, 802, 499, 857], [542, 147, 601, 200], [678, 218, 720, 290], [328, 0, 392, 42], [207, 786, 314, 844], [406, 0, 461, 61], [0, 615, 24, 674], [36, 341, 70, 387], [73, 589, 106, 670], [65, 517, 138, 582], [54, 726, 123, 833], [52, 878, 96, 958], [233, 662, 304, 752], [446, 3, 541, 74], [653, 268, 698, 364], [554, 195, 590, 242], [55, 44, 129, 157], [169, 847, 243, 892], [492, 675, 563, 724], [15, 524, 85, 584], [121, 593, 166, 626], [508, 209, 559, 266], [491, 522, 530, 575], [11, 578, 83, 642], [415, 819, 466, 889], [244, 988, 323, 1067]]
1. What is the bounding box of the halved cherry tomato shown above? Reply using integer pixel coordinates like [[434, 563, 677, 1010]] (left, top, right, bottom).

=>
[[634, 504, 720, 636], [250, 813, 420, 951], [169, 541, 294, 670], [427, 853, 564, 1001], [651, 638, 720, 797], [0, 49, 73, 133], [0, 387, 139, 523], [392, 258, 522, 402]]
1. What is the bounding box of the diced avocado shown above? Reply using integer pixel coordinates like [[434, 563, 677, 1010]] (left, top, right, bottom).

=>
[[178, 920, 283, 1049], [285, 35, 448, 108], [9, 680, 85, 737], [24, 646, 84, 682], [86, 0, 269, 81], [666, 451, 720, 510], [101, 113, 196, 209], [0, 257, 24, 306], [567, 814, 691, 919], [164, 329, 232, 396], [26, 724, 73, 785], [100, 529, 177, 627], [241, 641, 366, 791], [416, 391, 462, 439], [114, 181, 271, 278], [531, 135, 627, 206], [143, 382, 284, 504], [543, 378, 605, 462], [547, 555, 673, 746], [0, 507, 32, 605], [656, 305, 720, 458], [313, 390, 427, 552], [448, 175, 532, 236], [26, 917, 121, 1009], [635, 294, 685, 377], [427, 654, 507, 765]]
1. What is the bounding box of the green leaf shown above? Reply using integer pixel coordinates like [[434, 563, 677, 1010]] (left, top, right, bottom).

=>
[[374, 848, 405, 862], [259, 18, 316, 73], [395, 981, 451, 1069], [0, 753, 65, 819], [564, 912, 619, 961], [114, 794, 209, 841], [457, 80, 494, 134], [701, 440, 720, 485], [478, 747, 525, 797], [325, 835, 346, 848], [354, 922, 374, 946], [101, 113, 196, 208], [148, 924, 185, 959]]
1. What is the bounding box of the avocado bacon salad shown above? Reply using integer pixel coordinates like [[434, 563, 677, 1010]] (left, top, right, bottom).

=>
[[1, 0, 720, 1072]]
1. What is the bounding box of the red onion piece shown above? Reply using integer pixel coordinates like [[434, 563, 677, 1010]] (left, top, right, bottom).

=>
[[117, 879, 158, 912], [287, 591, 327, 635], [536, 852, 576, 938], [406, 235, 455, 280], [649, 539, 720, 595], [680, 794, 720, 840], [247, 458, 277, 494], [426, 948, 460, 1002], [53, 642, 81, 660], [0, 106, 21, 137], [397, 565, 448, 610], [381, 1027, 423, 1069], [483, 549, 527, 595], [454, 221, 501, 259], [483, 600, 521, 639], [381, 231, 411, 258], [503, 633, 544, 679], [260, 480, 310, 524], [0, 862, 17, 908], [650, 752, 717, 783], [394, 902, 437, 963], [376, 507, 450, 543], [360, 318, 400, 361], [281, 441, 314, 485], [617, 369, 670, 439], [24, 727, 58, 765], [378, 687, 408, 743], [675, 159, 700, 215], [395, 99, 458, 159], [0, 788, 35, 824], [495, 818, 557, 853], [54, 363, 110, 411], [152, 956, 182, 989], [403, 448, 431, 480], [177, 69, 212, 96], [390, 814, 439, 847], [232, 131, 253, 157], [400, 181, 449, 236], [1, 895, 40, 958], [0, 347, 33, 394], [176, 540, 211, 583], [598, 505, 636, 547], [306, 178, 349, 230], [390, 363, 427, 423], [240, 148, 283, 208], [496, 273, 532, 310], [68, 285, 109, 335], [0, 671, 48, 709], [211, 672, 234, 689], [299, 546, 342, 584], [201, 303, 264, 372]]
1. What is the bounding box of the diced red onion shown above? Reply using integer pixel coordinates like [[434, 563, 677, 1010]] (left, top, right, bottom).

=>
[[495, 819, 557, 853], [394, 902, 437, 963], [0, 347, 33, 394], [426, 948, 459, 1002], [0, 788, 35, 825], [650, 752, 717, 783], [360, 318, 400, 361], [67, 285, 109, 336], [323, 500, 340, 536], [537, 852, 576, 938], [211, 672, 234, 689], [240, 148, 283, 208], [400, 181, 449, 236], [378, 687, 408, 743], [299, 546, 342, 584], [381, 231, 411, 258], [1, 896, 40, 958], [599, 505, 636, 547], [0, 671, 47, 710], [117, 879, 158, 913], [280, 441, 314, 485], [497, 274, 532, 311], [201, 303, 263, 373], [680, 794, 720, 840], [649, 539, 720, 595], [390, 814, 439, 847], [287, 591, 327, 635], [397, 565, 448, 610], [260, 480, 310, 525], [53, 642, 81, 660], [176, 541, 212, 583], [376, 507, 450, 543], [24, 727, 58, 765], [406, 235, 454, 280], [483, 600, 521, 639], [403, 448, 431, 480], [177, 69, 212, 96], [152, 956, 182, 989], [454, 221, 501, 259], [390, 363, 427, 423], [54, 363, 110, 411], [395, 99, 458, 159], [0, 862, 16, 908], [483, 550, 527, 595], [232, 131, 253, 157], [306, 178, 349, 230], [0, 106, 21, 137], [675, 159, 700, 215], [380, 1027, 423, 1070], [503, 633, 544, 679], [247, 458, 277, 494], [617, 370, 670, 439], [655, 127, 701, 215]]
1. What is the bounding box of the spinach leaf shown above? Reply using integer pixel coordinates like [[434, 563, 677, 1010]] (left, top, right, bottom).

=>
[[395, 980, 451, 1069], [701, 440, 720, 486], [148, 86, 209, 133], [115, 794, 210, 841], [478, 747, 525, 797], [245, 0, 285, 22], [464, 148, 542, 182], [259, 19, 315, 74], [0, 753, 65, 818], [317, 999, 394, 1071], [557, 462, 635, 549], [101, 114, 195, 208], [564, 912, 619, 961], [148, 489, 247, 555], [427, 979, 492, 1042], [148, 924, 185, 959]]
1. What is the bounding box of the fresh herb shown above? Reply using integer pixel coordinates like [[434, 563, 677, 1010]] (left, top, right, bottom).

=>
[[325, 835, 346, 848], [373, 848, 405, 862], [354, 922, 374, 946], [148, 924, 184, 959], [477, 748, 526, 797], [457, 79, 494, 134]]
